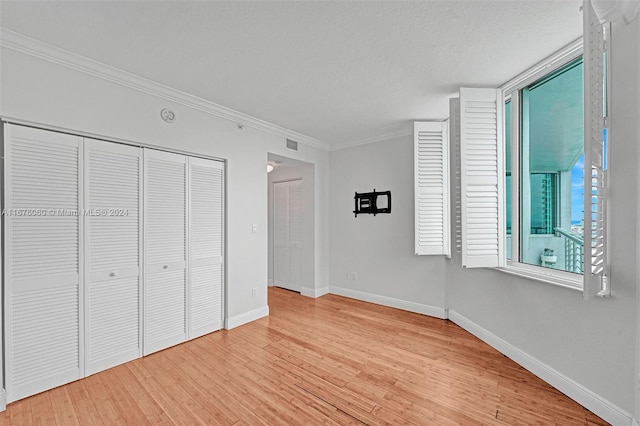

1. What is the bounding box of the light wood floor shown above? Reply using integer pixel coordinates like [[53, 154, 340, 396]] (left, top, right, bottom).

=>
[[1, 287, 607, 425]]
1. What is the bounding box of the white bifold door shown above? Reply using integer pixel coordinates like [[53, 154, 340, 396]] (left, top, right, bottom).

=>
[[143, 150, 226, 354], [143, 150, 187, 355], [4, 125, 83, 402], [3, 124, 225, 402], [189, 157, 225, 338], [84, 139, 142, 375], [273, 179, 303, 292]]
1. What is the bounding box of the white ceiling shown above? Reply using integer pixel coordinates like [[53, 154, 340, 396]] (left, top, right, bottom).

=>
[[0, 1, 582, 150]]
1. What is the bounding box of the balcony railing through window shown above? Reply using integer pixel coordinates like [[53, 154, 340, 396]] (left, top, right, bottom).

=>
[[554, 227, 584, 274]]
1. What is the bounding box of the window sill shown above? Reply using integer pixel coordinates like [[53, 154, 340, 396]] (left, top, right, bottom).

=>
[[497, 262, 583, 292]]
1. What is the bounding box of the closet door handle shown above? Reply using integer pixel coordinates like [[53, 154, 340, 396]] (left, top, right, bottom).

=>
[[163, 265, 169, 269], [110, 272, 118, 277]]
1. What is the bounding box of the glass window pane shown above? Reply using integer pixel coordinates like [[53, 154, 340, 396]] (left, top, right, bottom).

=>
[[505, 101, 512, 260], [520, 59, 584, 273]]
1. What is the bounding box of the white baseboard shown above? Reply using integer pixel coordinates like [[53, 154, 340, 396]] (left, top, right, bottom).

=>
[[0, 388, 5, 412], [300, 286, 329, 298], [226, 305, 269, 330], [448, 310, 633, 426], [328, 286, 447, 319], [267, 277, 273, 286]]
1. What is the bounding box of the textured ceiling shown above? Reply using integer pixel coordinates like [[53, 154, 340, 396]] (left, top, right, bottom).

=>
[[0, 1, 582, 149]]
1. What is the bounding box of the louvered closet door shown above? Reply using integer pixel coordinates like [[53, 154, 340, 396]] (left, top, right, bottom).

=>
[[189, 157, 224, 339], [4, 124, 82, 403], [85, 139, 142, 375], [144, 149, 187, 355]]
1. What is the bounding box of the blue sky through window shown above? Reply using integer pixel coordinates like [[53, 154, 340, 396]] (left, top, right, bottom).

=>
[[571, 154, 584, 225]]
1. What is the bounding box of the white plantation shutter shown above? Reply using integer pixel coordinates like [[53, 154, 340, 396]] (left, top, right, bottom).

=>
[[459, 88, 504, 268], [4, 125, 83, 402], [414, 121, 450, 256], [84, 139, 142, 375], [144, 149, 187, 355], [449, 98, 462, 263], [583, 0, 608, 298], [188, 157, 224, 338]]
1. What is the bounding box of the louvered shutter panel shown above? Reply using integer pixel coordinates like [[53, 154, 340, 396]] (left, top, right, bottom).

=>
[[459, 88, 505, 268], [4, 125, 82, 402], [84, 139, 142, 375], [273, 182, 290, 287], [449, 98, 463, 263], [189, 157, 224, 339], [414, 121, 449, 256], [144, 149, 187, 355], [288, 180, 304, 290], [583, 0, 607, 299]]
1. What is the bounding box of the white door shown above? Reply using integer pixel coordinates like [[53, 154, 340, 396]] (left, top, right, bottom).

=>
[[273, 180, 303, 292], [4, 125, 83, 402], [144, 149, 187, 355], [188, 157, 224, 338], [84, 139, 142, 375]]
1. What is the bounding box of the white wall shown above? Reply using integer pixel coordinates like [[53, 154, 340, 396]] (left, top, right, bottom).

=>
[[267, 158, 315, 293], [0, 45, 330, 325], [448, 16, 639, 419], [329, 135, 447, 315]]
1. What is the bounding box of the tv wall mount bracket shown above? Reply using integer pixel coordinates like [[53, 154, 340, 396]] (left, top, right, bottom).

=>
[[353, 189, 391, 217]]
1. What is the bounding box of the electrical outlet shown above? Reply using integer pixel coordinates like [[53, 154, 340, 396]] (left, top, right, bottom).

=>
[[251, 287, 257, 297], [352, 272, 358, 281], [345, 272, 350, 280]]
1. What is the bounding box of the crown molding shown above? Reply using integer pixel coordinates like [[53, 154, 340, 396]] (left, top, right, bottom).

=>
[[330, 124, 414, 152], [0, 28, 331, 151], [330, 119, 451, 152]]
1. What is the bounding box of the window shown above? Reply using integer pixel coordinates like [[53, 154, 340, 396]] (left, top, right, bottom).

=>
[[450, 1, 608, 296], [420, 1, 608, 296], [507, 58, 584, 273], [505, 100, 512, 238]]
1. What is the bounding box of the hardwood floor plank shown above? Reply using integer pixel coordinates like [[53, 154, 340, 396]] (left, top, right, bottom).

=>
[[100, 367, 150, 425], [27, 392, 56, 426], [83, 373, 129, 424], [143, 352, 229, 425], [127, 359, 203, 425], [65, 380, 106, 426], [47, 386, 81, 426], [111, 364, 173, 425], [176, 346, 272, 426], [1, 287, 610, 425]]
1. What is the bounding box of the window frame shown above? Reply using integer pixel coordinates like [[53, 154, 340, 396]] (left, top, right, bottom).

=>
[[501, 39, 584, 289]]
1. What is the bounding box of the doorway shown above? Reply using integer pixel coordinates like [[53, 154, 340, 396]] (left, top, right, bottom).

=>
[[267, 154, 315, 295]]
